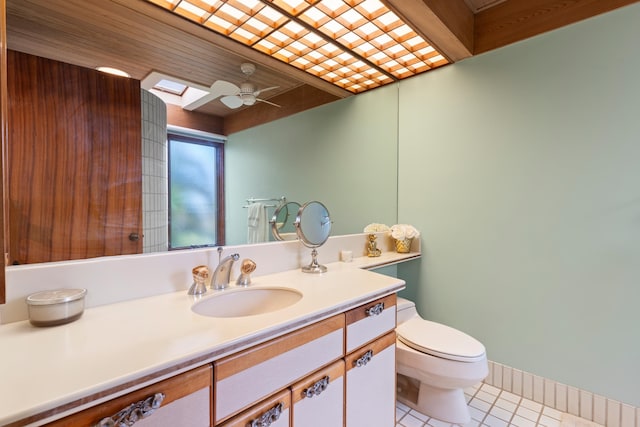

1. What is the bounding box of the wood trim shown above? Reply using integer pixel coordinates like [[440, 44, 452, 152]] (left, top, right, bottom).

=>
[[344, 331, 396, 373], [6, 353, 215, 427], [166, 103, 224, 135], [223, 84, 341, 135], [45, 365, 213, 427], [218, 388, 291, 427], [344, 294, 396, 326], [215, 314, 345, 381], [290, 359, 345, 405], [384, 0, 474, 62], [474, 0, 640, 54], [0, 0, 7, 303]]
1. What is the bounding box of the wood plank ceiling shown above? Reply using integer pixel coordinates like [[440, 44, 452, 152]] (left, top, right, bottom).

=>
[[6, 0, 640, 135]]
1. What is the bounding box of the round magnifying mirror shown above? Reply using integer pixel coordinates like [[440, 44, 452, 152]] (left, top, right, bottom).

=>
[[294, 201, 332, 273], [270, 201, 301, 241]]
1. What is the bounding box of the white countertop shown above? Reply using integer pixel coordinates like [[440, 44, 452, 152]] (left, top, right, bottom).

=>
[[0, 258, 409, 426]]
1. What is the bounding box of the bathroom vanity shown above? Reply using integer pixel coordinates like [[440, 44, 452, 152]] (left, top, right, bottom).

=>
[[0, 261, 408, 426]]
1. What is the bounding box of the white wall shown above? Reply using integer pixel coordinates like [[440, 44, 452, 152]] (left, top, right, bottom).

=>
[[397, 4, 640, 405]]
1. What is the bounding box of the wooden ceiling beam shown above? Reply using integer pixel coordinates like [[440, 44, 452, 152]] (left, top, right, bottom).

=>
[[223, 85, 340, 135], [474, 0, 640, 54], [384, 0, 474, 62]]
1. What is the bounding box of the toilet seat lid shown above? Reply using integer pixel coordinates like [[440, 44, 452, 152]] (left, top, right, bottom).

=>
[[397, 318, 486, 362]]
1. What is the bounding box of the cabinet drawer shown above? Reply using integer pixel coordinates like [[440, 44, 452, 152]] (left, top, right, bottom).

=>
[[47, 365, 213, 427], [218, 389, 291, 427], [214, 314, 344, 423], [345, 294, 396, 353], [291, 360, 345, 427]]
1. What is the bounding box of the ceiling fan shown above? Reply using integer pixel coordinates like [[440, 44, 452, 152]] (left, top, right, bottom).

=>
[[211, 63, 281, 109]]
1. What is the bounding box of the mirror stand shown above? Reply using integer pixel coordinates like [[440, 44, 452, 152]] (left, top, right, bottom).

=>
[[302, 248, 327, 273]]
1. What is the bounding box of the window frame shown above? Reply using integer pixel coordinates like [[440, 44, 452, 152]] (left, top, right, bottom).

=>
[[167, 131, 225, 250]]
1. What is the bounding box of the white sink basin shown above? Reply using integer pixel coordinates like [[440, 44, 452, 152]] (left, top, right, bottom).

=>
[[191, 287, 303, 318]]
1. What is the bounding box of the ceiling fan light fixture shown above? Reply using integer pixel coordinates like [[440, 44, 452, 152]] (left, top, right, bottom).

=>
[[241, 94, 256, 105]]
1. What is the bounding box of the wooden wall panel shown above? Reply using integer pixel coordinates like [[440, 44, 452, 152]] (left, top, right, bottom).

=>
[[1, 0, 7, 301], [7, 50, 142, 264], [166, 103, 224, 135]]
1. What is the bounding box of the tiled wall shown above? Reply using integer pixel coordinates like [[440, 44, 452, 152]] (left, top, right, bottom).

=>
[[141, 89, 168, 253], [485, 361, 639, 427]]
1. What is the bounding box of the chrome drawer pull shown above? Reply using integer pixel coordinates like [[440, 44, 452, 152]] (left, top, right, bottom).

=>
[[95, 392, 165, 426], [354, 349, 374, 368], [365, 302, 384, 317], [250, 402, 284, 427], [302, 376, 330, 398]]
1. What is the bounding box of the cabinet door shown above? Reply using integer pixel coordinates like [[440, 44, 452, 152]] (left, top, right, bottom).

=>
[[218, 389, 291, 427], [345, 294, 396, 353], [291, 360, 344, 427], [214, 314, 344, 423], [47, 365, 213, 427], [345, 332, 396, 427]]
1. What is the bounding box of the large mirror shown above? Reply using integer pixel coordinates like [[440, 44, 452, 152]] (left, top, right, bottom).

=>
[[2, 1, 400, 267]]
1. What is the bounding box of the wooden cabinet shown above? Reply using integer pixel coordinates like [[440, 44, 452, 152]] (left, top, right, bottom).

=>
[[345, 332, 397, 427], [47, 365, 213, 426], [218, 389, 291, 427], [344, 294, 397, 427], [38, 293, 398, 426], [291, 360, 345, 427], [214, 295, 397, 427], [213, 314, 345, 424], [345, 293, 397, 353]]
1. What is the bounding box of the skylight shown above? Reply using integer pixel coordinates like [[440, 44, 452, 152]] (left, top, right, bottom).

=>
[[154, 79, 189, 95], [145, 0, 449, 93]]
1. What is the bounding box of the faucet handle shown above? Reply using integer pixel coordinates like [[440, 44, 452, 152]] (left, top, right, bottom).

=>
[[236, 258, 256, 287], [188, 265, 210, 296], [240, 258, 256, 274]]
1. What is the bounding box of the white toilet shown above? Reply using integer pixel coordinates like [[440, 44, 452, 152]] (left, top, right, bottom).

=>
[[396, 297, 488, 424]]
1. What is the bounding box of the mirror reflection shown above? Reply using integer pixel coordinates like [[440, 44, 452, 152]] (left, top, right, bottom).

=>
[[3, 52, 398, 262], [270, 201, 300, 241], [5, 52, 400, 265]]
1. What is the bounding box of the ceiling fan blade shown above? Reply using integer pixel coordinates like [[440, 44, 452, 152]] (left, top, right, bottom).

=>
[[182, 92, 218, 111], [256, 98, 281, 108], [221, 95, 244, 109], [254, 86, 279, 96], [210, 80, 241, 97]]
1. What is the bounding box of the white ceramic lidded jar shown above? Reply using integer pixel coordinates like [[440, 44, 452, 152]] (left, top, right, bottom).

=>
[[26, 288, 87, 327]]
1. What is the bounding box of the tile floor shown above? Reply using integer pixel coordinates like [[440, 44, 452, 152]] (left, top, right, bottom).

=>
[[396, 383, 602, 427]]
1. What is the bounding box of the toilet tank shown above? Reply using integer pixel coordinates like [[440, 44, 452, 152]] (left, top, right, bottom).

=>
[[396, 297, 418, 324]]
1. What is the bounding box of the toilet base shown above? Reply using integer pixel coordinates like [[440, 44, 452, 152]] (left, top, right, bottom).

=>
[[397, 374, 471, 424]]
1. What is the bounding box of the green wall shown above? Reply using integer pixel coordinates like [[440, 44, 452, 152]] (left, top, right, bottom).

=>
[[398, 4, 640, 405], [225, 83, 399, 245], [225, 2, 640, 406]]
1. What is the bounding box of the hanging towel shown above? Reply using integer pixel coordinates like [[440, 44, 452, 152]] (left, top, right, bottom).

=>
[[247, 202, 269, 243]]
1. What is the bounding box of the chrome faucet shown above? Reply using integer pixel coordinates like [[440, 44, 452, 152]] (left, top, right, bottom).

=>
[[211, 253, 240, 290]]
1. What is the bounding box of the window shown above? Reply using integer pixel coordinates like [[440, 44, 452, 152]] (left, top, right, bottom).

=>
[[168, 131, 225, 249]]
